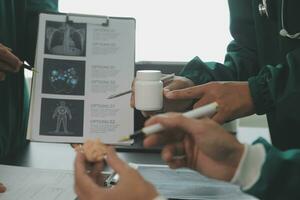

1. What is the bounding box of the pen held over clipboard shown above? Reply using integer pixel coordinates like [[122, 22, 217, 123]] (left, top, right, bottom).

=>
[[22, 61, 38, 73], [107, 73, 175, 99], [119, 102, 219, 142]]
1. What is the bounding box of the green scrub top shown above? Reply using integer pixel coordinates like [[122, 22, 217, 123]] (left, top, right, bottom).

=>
[[0, 0, 58, 160], [180, 0, 300, 150]]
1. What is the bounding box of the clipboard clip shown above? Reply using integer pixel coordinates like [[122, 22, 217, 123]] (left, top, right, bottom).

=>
[[102, 16, 110, 27], [65, 13, 110, 27], [66, 14, 74, 24]]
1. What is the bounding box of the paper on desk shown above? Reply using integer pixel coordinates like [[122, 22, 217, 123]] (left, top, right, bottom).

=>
[[134, 164, 258, 200], [0, 165, 76, 200]]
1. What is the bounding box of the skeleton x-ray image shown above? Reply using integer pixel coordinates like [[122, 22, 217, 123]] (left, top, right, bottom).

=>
[[40, 98, 84, 137], [45, 21, 86, 56], [42, 58, 85, 95]]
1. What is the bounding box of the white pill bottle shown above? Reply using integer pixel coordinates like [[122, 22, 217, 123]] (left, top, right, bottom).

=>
[[135, 70, 163, 111]]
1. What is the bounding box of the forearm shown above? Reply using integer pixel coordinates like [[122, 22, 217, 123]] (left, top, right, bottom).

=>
[[248, 48, 300, 115], [180, 41, 259, 85]]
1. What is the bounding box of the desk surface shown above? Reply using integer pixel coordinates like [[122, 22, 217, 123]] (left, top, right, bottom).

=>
[[1, 127, 267, 200], [2, 142, 164, 171], [2, 126, 270, 171]]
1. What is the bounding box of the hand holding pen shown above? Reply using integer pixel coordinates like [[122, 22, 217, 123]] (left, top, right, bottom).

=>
[[0, 43, 37, 81], [120, 102, 218, 142]]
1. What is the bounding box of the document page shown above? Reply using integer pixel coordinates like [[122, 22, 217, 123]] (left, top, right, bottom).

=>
[[0, 165, 75, 200], [27, 13, 135, 144], [135, 164, 258, 200]]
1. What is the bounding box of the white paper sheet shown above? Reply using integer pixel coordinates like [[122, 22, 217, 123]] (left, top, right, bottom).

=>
[[27, 13, 135, 144], [133, 164, 258, 200], [0, 165, 75, 200]]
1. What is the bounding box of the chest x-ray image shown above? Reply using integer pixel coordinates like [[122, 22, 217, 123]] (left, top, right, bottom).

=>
[[45, 21, 86, 56], [39, 98, 84, 137]]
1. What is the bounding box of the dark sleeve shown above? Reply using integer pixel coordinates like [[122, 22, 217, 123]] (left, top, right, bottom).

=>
[[180, 0, 259, 85], [246, 138, 300, 199], [248, 48, 300, 115], [25, 0, 58, 64]]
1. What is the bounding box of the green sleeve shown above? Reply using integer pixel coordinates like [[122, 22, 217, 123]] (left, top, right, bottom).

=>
[[25, 0, 58, 64], [180, 0, 259, 85], [246, 138, 300, 199], [27, 0, 58, 12], [248, 48, 300, 115]]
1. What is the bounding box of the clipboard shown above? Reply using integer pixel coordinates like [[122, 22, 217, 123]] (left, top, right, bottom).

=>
[[27, 12, 135, 145]]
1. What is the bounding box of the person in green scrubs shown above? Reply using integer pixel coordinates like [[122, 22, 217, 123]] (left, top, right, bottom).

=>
[[77, 0, 300, 199], [131, 0, 300, 151], [0, 0, 58, 190]]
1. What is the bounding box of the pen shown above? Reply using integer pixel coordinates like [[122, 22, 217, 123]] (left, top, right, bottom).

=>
[[119, 102, 219, 142], [5, 45, 38, 73], [22, 60, 38, 73], [107, 73, 175, 99], [104, 171, 118, 187]]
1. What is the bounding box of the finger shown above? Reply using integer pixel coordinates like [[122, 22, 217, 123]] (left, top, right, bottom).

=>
[[144, 113, 180, 127], [164, 144, 187, 169], [143, 133, 167, 148], [0, 43, 12, 51], [161, 143, 185, 162], [163, 78, 190, 91], [71, 143, 82, 149], [145, 114, 201, 139], [192, 98, 214, 110], [0, 183, 6, 193], [105, 147, 131, 175], [0, 48, 22, 71], [145, 113, 185, 128], [165, 85, 205, 100], [90, 161, 105, 186], [130, 92, 135, 108], [0, 72, 6, 81], [74, 152, 100, 198], [74, 144, 84, 153], [211, 113, 226, 124], [0, 60, 20, 72], [130, 80, 135, 108]]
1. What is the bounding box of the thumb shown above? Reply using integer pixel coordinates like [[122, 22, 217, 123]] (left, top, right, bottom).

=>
[[105, 147, 131, 175]]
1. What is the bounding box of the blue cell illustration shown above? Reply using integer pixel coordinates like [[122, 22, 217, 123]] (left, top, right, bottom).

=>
[[51, 70, 59, 76], [49, 67, 79, 94]]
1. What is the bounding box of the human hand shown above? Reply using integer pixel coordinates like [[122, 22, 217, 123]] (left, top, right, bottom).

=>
[[144, 114, 244, 182], [130, 75, 195, 117], [165, 81, 255, 123], [0, 182, 6, 193], [75, 147, 158, 200], [0, 43, 22, 81]]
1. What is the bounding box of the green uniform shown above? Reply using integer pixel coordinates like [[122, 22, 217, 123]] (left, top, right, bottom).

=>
[[180, 0, 300, 150], [248, 138, 300, 199], [0, 0, 58, 160]]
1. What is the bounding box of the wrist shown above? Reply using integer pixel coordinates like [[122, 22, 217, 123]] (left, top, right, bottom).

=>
[[223, 143, 245, 181], [239, 82, 255, 116], [226, 82, 255, 117]]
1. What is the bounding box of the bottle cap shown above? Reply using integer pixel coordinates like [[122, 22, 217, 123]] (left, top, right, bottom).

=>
[[136, 70, 162, 81]]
